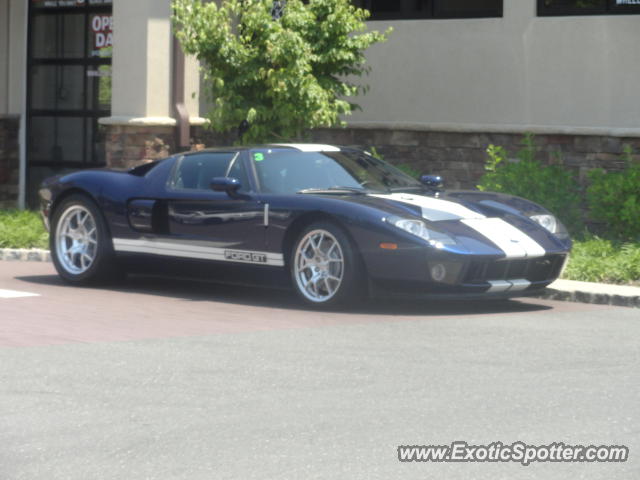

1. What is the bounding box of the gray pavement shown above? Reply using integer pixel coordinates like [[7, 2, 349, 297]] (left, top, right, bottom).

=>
[[0, 261, 639, 480]]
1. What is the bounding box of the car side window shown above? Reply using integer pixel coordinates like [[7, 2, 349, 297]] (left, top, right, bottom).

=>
[[170, 152, 249, 191], [227, 155, 251, 192]]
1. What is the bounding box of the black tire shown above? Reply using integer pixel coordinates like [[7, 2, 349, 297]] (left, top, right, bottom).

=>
[[50, 193, 120, 284], [289, 221, 364, 308]]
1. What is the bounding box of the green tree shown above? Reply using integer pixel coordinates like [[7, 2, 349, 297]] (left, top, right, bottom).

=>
[[172, 0, 390, 144]]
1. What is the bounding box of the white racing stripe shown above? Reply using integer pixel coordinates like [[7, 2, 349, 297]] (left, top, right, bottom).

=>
[[374, 194, 547, 258], [462, 218, 546, 258], [371, 193, 546, 259], [488, 281, 512, 293], [0, 289, 41, 299], [371, 193, 485, 221], [509, 279, 532, 291], [113, 238, 285, 267], [272, 144, 341, 152], [488, 279, 531, 293]]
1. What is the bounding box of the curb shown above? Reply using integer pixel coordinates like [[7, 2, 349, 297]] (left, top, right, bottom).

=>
[[536, 288, 640, 309], [1, 248, 638, 309], [0, 248, 51, 262], [536, 279, 640, 309]]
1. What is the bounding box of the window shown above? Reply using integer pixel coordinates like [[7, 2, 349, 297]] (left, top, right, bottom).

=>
[[27, 0, 112, 206], [251, 148, 420, 195], [353, 0, 503, 20], [538, 0, 640, 16], [433, 0, 504, 18], [171, 152, 250, 192]]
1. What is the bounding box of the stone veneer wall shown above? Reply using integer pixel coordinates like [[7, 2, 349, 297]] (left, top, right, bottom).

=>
[[310, 128, 640, 190], [105, 124, 638, 192], [193, 126, 638, 190], [102, 124, 238, 169], [0, 116, 20, 209], [104, 125, 177, 169], [103, 124, 237, 169]]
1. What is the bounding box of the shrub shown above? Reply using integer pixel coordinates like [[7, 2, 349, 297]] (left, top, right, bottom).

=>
[[586, 145, 640, 240], [563, 237, 640, 285], [477, 133, 583, 234], [0, 210, 49, 249]]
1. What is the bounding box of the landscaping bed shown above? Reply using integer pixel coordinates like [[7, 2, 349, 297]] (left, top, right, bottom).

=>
[[564, 237, 640, 286], [0, 209, 48, 250]]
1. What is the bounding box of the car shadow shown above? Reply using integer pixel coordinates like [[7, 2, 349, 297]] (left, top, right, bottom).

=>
[[16, 273, 553, 317]]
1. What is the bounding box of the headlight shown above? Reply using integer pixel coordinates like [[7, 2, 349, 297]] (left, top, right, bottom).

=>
[[387, 217, 456, 247], [529, 214, 570, 240], [530, 214, 557, 234]]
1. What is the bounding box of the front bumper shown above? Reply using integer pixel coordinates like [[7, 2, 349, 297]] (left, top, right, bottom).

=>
[[365, 247, 569, 298]]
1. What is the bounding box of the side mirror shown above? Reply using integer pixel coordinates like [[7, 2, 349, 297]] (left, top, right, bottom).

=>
[[210, 177, 242, 198], [420, 175, 444, 189]]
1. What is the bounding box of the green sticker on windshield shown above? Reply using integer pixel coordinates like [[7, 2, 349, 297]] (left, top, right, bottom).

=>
[[254, 152, 265, 162]]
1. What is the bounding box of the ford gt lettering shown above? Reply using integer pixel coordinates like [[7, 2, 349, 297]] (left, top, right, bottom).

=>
[[224, 250, 268, 264]]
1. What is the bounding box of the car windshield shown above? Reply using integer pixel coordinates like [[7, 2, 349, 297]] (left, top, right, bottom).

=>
[[250, 148, 421, 194]]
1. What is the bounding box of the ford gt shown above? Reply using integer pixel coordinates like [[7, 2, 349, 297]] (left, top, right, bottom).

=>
[[39, 144, 571, 307]]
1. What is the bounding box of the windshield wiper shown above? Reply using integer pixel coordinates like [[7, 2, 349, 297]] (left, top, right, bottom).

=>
[[297, 186, 368, 195]]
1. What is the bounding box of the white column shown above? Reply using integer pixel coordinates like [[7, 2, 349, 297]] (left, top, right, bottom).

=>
[[103, 0, 202, 126]]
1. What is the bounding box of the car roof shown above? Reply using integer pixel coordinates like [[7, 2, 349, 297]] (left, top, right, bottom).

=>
[[184, 144, 346, 154]]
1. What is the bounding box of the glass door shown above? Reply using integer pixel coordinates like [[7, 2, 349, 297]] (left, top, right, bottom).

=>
[[27, 0, 112, 205]]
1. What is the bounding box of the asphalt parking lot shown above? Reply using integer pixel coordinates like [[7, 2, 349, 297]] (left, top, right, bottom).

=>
[[1, 261, 638, 480]]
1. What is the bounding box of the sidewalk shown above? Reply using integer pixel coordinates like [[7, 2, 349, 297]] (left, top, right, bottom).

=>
[[1, 248, 639, 308]]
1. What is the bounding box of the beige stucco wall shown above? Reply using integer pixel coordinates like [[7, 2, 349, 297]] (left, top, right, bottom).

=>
[[106, 0, 201, 125], [348, 1, 640, 133], [0, 0, 26, 116], [3, 0, 636, 132]]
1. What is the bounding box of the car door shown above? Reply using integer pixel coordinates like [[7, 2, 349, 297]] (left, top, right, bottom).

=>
[[160, 150, 277, 266]]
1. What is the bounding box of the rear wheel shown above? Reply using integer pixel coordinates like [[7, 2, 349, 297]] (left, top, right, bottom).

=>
[[290, 222, 363, 308], [50, 194, 119, 284]]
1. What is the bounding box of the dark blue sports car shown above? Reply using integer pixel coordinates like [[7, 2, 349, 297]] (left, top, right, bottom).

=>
[[40, 144, 571, 307]]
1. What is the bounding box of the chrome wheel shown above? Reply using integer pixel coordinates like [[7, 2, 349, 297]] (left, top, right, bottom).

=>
[[294, 229, 344, 303], [55, 205, 98, 275]]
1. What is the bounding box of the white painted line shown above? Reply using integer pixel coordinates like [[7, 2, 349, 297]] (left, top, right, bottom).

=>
[[0, 289, 41, 299]]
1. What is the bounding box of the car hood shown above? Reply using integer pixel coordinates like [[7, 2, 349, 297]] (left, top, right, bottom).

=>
[[369, 192, 487, 221], [345, 189, 547, 220], [339, 189, 571, 256]]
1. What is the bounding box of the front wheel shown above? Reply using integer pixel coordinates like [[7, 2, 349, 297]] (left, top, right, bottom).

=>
[[50, 194, 119, 284], [290, 222, 363, 308]]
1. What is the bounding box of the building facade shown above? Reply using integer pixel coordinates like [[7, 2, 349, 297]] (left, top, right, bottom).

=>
[[1, 0, 639, 207]]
